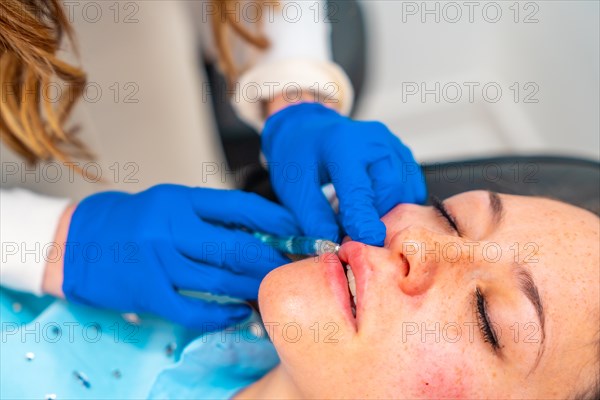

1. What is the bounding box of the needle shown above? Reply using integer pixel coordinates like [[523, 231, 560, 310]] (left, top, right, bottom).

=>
[[252, 232, 340, 256]]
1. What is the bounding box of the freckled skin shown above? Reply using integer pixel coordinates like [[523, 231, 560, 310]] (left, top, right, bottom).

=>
[[415, 365, 469, 399], [253, 192, 600, 399]]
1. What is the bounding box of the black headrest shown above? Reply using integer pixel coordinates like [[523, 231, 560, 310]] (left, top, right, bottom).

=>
[[424, 156, 599, 215]]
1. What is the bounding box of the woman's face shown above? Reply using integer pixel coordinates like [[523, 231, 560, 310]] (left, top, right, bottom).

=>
[[258, 191, 599, 399]]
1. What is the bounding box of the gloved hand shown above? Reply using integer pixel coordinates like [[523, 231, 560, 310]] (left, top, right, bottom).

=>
[[262, 103, 426, 246], [63, 184, 300, 330]]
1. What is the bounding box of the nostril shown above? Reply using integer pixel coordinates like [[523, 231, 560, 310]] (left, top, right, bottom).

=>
[[400, 253, 410, 277]]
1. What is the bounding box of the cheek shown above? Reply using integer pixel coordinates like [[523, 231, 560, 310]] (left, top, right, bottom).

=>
[[355, 337, 477, 399], [406, 348, 475, 399], [375, 308, 480, 398]]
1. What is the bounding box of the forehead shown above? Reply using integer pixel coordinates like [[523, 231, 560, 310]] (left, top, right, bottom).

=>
[[497, 194, 599, 266], [478, 194, 599, 372], [453, 193, 599, 297]]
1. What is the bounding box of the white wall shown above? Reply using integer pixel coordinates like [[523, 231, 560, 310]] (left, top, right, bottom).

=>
[[355, 0, 599, 162]]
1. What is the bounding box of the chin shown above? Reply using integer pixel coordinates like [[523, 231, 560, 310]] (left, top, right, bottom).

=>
[[257, 261, 291, 319], [258, 259, 315, 326], [258, 256, 354, 347]]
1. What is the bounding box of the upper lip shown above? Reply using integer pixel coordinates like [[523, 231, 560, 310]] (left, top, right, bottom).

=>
[[338, 241, 369, 325]]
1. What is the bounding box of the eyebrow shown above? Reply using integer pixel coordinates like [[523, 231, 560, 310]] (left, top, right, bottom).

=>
[[488, 191, 546, 372], [488, 191, 504, 225], [513, 264, 546, 373]]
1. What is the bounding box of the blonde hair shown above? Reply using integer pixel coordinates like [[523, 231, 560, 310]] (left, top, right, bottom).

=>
[[0, 0, 271, 165], [0, 0, 89, 165]]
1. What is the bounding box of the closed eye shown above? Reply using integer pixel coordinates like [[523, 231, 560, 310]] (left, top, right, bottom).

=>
[[475, 287, 500, 351], [431, 196, 460, 235]]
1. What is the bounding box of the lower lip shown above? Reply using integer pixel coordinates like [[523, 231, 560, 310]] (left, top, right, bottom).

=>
[[321, 253, 357, 329]]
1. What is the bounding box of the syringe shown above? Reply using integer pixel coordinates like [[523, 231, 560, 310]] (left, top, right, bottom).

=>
[[252, 232, 340, 256]]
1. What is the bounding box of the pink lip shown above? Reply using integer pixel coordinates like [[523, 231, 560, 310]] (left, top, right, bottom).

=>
[[320, 252, 357, 330], [338, 241, 371, 330]]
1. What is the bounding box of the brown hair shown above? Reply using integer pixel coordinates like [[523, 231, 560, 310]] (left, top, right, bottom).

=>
[[0, 0, 272, 166], [209, 0, 273, 85], [0, 0, 88, 165]]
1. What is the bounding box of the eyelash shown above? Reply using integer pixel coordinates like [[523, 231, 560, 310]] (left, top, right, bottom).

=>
[[431, 196, 459, 234], [475, 287, 500, 351], [431, 198, 497, 350]]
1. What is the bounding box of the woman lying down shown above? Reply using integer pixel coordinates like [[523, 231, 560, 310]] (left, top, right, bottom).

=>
[[148, 190, 599, 399], [2, 191, 597, 399]]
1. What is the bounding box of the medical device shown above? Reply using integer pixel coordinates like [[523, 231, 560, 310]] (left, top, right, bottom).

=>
[[252, 231, 340, 256]]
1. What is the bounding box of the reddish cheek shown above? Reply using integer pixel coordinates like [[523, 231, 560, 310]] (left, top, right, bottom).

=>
[[411, 361, 474, 399]]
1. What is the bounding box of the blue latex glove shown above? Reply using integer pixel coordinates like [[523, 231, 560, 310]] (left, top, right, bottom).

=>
[[262, 103, 427, 246], [63, 184, 300, 330]]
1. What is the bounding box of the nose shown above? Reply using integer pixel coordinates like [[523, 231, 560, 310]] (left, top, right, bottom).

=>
[[388, 226, 465, 296]]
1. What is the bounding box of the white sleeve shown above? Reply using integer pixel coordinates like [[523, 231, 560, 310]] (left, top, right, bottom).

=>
[[0, 188, 70, 295], [231, 0, 354, 130]]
